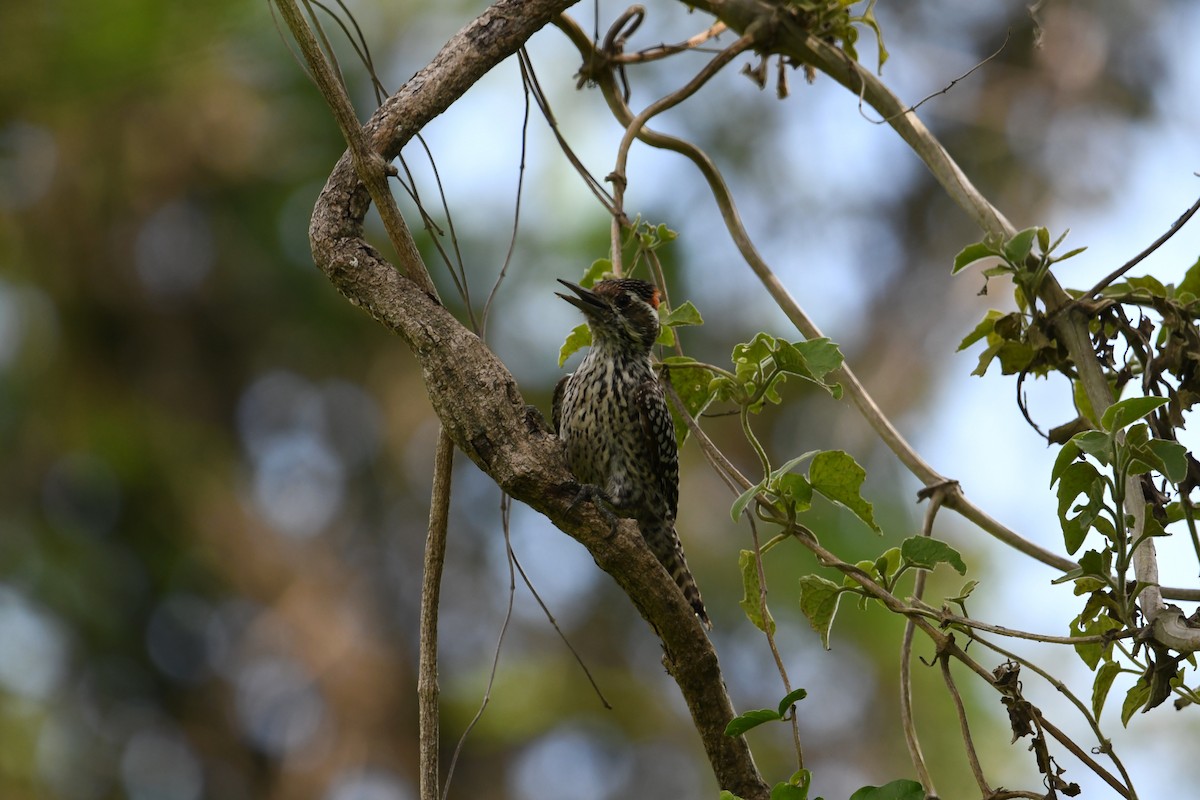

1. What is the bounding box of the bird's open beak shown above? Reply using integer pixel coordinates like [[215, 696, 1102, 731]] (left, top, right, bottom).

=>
[[555, 279, 606, 315]]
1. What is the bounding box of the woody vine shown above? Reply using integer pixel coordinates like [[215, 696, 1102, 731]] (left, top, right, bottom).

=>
[[275, 1, 1200, 798]]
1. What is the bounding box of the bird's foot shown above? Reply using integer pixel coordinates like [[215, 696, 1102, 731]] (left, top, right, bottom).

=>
[[567, 483, 621, 537]]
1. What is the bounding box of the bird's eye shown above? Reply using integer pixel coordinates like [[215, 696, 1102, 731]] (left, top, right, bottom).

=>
[[614, 293, 632, 310]]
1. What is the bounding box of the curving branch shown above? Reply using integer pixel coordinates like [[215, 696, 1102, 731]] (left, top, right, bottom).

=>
[[680, 0, 1200, 647], [293, 0, 768, 796]]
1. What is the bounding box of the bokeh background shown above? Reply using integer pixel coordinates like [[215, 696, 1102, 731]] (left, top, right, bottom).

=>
[[3, 1, 1200, 798]]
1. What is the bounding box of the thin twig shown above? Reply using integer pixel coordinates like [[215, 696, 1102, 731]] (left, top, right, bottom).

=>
[[1083, 189, 1200, 298], [746, 513, 804, 770], [859, 30, 1012, 124], [900, 490, 946, 797], [481, 50, 534, 335], [968, 632, 1137, 798], [418, 428, 454, 800], [610, 21, 729, 64], [510, 542, 612, 709], [273, 0, 435, 295], [938, 653, 991, 796], [442, 491, 520, 800], [609, 29, 758, 273]]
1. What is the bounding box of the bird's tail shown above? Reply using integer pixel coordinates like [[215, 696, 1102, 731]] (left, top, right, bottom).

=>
[[640, 518, 712, 629]]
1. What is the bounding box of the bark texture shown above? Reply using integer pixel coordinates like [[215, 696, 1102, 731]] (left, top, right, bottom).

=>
[[306, 1, 767, 796]]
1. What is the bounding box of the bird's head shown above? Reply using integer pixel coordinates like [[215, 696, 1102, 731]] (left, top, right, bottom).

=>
[[556, 278, 662, 352]]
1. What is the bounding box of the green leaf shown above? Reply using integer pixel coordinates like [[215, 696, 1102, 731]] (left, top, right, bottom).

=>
[[655, 324, 676, 348], [1071, 614, 1121, 669], [872, 547, 902, 582], [1121, 678, 1151, 727], [662, 357, 717, 448], [1050, 439, 1082, 487], [1036, 226, 1050, 252], [1055, 461, 1105, 554], [775, 473, 814, 512], [798, 574, 843, 649], [770, 451, 821, 479], [772, 339, 844, 399], [1003, 227, 1038, 265], [950, 580, 979, 603], [738, 549, 775, 635], [952, 241, 1000, 274], [957, 309, 1004, 351], [1125, 275, 1168, 296], [719, 792, 746, 800], [899, 536, 967, 575], [848, 779, 925, 800], [808, 450, 881, 533], [1145, 439, 1188, 483], [1073, 429, 1113, 464], [558, 323, 591, 367], [661, 300, 703, 328], [724, 708, 781, 737], [1100, 396, 1169, 432], [777, 687, 808, 718], [1177, 256, 1200, 299], [770, 782, 808, 800], [1053, 246, 1087, 263], [580, 258, 611, 288], [731, 482, 763, 522], [1092, 661, 1122, 720]]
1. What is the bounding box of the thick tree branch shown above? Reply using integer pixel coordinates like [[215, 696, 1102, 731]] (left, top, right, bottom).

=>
[[300, 0, 767, 796]]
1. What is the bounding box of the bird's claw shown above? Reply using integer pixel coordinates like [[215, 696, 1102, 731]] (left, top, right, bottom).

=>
[[567, 483, 621, 537]]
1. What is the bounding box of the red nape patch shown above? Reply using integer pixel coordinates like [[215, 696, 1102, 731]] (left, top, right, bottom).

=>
[[648, 287, 661, 309]]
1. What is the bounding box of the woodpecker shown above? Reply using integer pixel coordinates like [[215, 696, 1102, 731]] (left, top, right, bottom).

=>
[[553, 278, 711, 629]]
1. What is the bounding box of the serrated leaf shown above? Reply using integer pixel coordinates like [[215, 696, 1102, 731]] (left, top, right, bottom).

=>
[[1100, 396, 1169, 432], [654, 324, 676, 348], [809, 451, 881, 533], [724, 708, 781, 737], [848, 779, 925, 800], [1073, 429, 1113, 464], [558, 323, 591, 367], [580, 259, 611, 287], [1003, 227, 1038, 265], [661, 300, 703, 328], [952, 241, 1000, 274], [957, 309, 1004, 351], [900, 536, 967, 575], [777, 688, 808, 718], [1092, 661, 1122, 720], [738, 549, 775, 635], [798, 574, 842, 649]]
